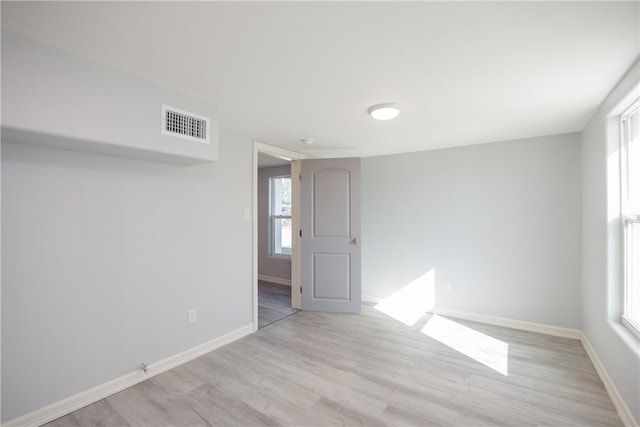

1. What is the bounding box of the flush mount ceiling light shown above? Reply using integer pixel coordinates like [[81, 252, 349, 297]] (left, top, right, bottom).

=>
[[368, 103, 400, 120], [301, 138, 314, 145]]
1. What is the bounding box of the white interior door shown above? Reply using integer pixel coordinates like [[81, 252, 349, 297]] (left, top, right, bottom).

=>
[[300, 158, 361, 313]]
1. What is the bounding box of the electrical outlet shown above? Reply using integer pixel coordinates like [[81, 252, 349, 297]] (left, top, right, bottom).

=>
[[188, 308, 197, 324], [244, 208, 250, 220], [444, 282, 452, 293]]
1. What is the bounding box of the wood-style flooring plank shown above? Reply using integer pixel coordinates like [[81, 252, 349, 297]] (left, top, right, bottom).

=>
[[44, 400, 130, 427]]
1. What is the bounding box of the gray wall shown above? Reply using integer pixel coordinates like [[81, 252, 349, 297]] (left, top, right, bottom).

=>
[[581, 60, 640, 423], [362, 133, 582, 329], [1, 130, 253, 422], [257, 165, 292, 282]]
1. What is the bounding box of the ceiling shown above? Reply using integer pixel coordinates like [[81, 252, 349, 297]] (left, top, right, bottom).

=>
[[258, 152, 290, 169], [2, 2, 638, 158]]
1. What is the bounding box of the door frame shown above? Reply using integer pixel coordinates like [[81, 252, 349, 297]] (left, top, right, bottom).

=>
[[252, 141, 305, 331]]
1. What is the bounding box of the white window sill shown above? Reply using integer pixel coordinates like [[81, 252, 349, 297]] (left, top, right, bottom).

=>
[[621, 315, 640, 341], [269, 254, 291, 260]]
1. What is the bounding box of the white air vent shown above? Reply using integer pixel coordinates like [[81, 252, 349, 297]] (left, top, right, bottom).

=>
[[161, 105, 210, 144]]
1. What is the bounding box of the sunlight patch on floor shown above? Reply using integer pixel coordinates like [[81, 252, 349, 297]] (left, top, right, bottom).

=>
[[422, 314, 509, 376], [375, 270, 435, 326]]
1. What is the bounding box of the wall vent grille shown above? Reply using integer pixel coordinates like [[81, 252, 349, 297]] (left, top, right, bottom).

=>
[[161, 105, 210, 144]]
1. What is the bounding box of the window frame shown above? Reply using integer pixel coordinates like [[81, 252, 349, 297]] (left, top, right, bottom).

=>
[[269, 174, 292, 258], [620, 99, 640, 339]]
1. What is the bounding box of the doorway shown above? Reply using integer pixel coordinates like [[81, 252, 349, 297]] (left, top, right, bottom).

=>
[[252, 143, 362, 329], [252, 142, 303, 330]]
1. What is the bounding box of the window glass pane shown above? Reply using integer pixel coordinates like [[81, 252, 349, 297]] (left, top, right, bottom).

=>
[[271, 177, 292, 216], [273, 217, 292, 255], [625, 220, 640, 326], [270, 175, 291, 256], [623, 103, 640, 335], [629, 109, 639, 141]]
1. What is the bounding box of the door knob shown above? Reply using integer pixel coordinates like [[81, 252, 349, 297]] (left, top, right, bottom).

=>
[[352, 238, 360, 245]]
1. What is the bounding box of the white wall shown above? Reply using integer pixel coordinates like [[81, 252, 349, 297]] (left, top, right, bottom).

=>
[[258, 165, 292, 282], [581, 60, 640, 423], [1, 129, 253, 422], [362, 133, 582, 329]]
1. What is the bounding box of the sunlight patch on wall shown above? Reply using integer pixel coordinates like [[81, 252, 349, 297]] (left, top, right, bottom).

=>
[[375, 269, 435, 326], [422, 314, 509, 376]]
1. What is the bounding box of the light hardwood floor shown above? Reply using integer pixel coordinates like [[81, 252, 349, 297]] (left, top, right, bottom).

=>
[[45, 304, 622, 427], [258, 281, 297, 329]]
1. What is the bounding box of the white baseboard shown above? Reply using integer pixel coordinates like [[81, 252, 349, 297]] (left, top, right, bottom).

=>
[[362, 294, 384, 304], [430, 307, 582, 340], [581, 334, 639, 427], [3, 323, 254, 427], [362, 297, 581, 340], [258, 274, 291, 286]]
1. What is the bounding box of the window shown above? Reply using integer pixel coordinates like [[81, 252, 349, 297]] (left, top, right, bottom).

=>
[[621, 99, 640, 337], [269, 175, 292, 256]]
